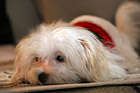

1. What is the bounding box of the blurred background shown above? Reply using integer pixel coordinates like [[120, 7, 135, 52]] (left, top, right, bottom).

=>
[[1, 0, 123, 44]]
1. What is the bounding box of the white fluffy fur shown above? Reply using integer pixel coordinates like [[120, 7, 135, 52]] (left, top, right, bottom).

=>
[[11, 1, 140, 84]]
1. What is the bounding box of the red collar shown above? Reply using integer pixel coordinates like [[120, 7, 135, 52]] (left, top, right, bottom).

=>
[[74, 21, 115, 48]]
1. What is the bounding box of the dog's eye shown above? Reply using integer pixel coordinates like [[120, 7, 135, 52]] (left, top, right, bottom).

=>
[[35, 57, 40, 62], [56, 55, 64, 62]]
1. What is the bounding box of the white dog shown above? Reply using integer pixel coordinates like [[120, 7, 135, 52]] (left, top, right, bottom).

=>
[[11, 1, 140, 85]]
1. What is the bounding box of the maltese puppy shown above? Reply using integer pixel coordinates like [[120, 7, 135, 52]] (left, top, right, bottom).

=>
[[11, 1, 140, 85]]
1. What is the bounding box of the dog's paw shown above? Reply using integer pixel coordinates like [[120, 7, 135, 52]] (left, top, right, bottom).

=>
[[0, 70, 13, 82]]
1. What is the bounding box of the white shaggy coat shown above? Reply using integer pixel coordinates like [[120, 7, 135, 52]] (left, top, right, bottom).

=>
[[11, 1, 140, 84]]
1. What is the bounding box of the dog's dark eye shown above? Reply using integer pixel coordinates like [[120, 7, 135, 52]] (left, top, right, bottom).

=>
[[35, 57, 40, 62], [56, 55, 64, 62]]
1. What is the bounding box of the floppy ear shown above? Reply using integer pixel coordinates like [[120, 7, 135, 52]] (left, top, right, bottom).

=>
[[10, 67, 24, 83], [79, 37, 126, 81], [10, 49, 25, 83], [10, 40, 32, 83]]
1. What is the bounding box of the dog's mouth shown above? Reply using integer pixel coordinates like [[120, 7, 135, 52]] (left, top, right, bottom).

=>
[[21, 79, 90, 85], [79, 78, 90, 83], [21, 80, 31, 84], [21, 76, 90, 85]]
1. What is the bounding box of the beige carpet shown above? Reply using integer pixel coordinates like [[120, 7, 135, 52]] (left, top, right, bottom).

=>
[[0, 45, 140, 93]]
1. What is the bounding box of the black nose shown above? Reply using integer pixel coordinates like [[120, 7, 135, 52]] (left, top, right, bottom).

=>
[[38, 72, 48, 83]]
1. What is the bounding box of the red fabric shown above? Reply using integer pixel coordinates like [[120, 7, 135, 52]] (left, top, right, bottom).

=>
[[74, 21, 115, 48]]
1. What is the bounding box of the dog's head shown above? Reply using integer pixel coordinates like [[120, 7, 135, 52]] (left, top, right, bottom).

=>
[[10, 22, 125, 85]]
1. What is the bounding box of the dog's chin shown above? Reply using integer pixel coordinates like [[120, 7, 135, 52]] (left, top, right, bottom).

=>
[[24, 77, 89, 85], [22, 78, 90, 85]]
